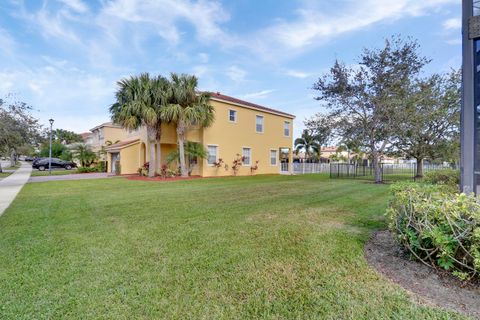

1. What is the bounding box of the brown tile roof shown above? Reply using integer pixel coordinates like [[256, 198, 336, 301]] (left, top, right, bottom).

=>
[[105, 139, 140, 150], [208, 92, 295, 119]]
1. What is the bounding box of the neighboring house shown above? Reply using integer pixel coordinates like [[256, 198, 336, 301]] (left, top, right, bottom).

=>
[[104, 92, 295, 176], [87, 122, 130, 161]]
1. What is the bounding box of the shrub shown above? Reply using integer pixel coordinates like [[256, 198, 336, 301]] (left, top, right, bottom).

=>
[[96, 161, 107, 173], [423, 169, 459, 192], [77, 167, 98, 173], [386, 182, 480, 281]]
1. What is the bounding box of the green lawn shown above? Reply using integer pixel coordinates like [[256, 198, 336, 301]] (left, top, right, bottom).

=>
[[0, 174, 464, 319], [0, 172, 12, 180], [30, 169, 79, 176]]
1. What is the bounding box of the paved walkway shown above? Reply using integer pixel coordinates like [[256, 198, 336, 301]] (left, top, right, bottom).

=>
[[29, 172, 113, 183], [0, 162, 32, 216]]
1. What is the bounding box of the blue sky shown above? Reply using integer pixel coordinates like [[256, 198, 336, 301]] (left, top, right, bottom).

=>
[[0, 0, 461, 137]]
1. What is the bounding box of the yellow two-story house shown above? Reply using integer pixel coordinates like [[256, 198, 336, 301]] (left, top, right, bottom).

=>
[[99, 92, 295, 177]]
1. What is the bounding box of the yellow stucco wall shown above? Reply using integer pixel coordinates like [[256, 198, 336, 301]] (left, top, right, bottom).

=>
[[119, 143, 141, 175], [200, 100, 293, 177]]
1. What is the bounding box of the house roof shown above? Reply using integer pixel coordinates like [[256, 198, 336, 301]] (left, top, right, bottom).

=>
[[90, 122, 123, 132], [208, 92, 295, 119], [321, 146, 338, 152], [79, 132, 92, 141], [105, 139, 140, 151]]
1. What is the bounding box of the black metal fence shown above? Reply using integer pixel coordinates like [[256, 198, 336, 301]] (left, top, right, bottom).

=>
[[329, 163, 458, 182]]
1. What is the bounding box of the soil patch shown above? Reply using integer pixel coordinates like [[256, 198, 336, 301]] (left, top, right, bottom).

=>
[[365, 230, 480, 319]]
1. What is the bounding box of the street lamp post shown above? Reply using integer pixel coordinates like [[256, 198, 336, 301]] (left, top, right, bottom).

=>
[[48, 118, 54, 175]]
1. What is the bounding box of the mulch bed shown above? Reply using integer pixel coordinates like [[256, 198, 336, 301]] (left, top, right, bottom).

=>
[[125, 175, 202, 182], [365, 230, 480, 319]]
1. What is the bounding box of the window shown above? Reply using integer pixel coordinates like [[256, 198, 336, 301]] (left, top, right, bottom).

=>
[[270, 150, 277, 166], [242, 148, 251, 166], [284, 121, 290, 136], [256, 115, 264, 133], [207, 145, 218, 165], [229, 109, 237, 122]]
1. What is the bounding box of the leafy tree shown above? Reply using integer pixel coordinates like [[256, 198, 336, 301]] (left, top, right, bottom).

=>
[[161, 73, 215, 177], [166, 141, 208, 174], [0, 96, 42, 167], [39, 142, 72, 161], [294, 129, 320, 162], [53, 129, 83, 144], [110, 73, 169, 177], [71, 143, 97, 167], [392, 70, 461, 177], [312, 37, 429, 183]]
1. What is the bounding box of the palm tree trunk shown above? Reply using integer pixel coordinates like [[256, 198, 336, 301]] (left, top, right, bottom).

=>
[[147, 126, 157, 177], [156, 142, 161, 172], [177, 122, 188, 177]]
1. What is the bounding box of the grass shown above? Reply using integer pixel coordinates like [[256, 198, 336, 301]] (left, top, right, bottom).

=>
[[0, 174, 466, 319], [0, 172, 12, 180], [30, 169, 80, 176]]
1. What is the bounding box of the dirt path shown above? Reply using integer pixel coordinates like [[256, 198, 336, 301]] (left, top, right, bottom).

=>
[[365, 230, 480, 319]]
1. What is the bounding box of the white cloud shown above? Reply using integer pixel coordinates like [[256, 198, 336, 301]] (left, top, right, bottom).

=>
[[226, 65, 247, 82], [245, 0, 458, 59], [241, 89, 276, 100], [59, 0, 89, 13], [285, 70, 310, 79], [443, 17, 461, 31], [99, 0, 230, 45]]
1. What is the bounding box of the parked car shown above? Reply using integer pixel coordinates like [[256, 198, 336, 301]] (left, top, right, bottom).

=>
[[25, 156, 34, 161], [32, 158, 77, 171]]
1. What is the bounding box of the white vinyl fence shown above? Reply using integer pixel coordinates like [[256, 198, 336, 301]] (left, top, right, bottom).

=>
[[293, 163, 331, 174], [293, 162, 458, 176]]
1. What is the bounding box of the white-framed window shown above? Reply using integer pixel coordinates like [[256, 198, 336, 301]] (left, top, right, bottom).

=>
[[270, 149, 277, 166], [207, 145, 218, 165], [256, 115, 264, 133], [242, 147, 251, 166], [229, 109, 237, 122], [284, 121, 290, 137]]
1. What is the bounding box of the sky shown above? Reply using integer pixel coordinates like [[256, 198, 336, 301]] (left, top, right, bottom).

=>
[[0, 0, 462, 138]]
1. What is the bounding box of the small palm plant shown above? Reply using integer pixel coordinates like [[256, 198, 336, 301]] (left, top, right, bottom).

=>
[[72, 143, 97, 167], [166, 141, 208, 175], [161, 73, 214, 177]]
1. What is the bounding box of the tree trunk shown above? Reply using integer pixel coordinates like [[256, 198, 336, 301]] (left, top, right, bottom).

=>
[[372, 152, 382, 183], [177, 122, 188, 177], [156, 142, 161, 172], [415, 158, 424, 178], [147, 127, 157, 177], [10, 150, 16, 167]]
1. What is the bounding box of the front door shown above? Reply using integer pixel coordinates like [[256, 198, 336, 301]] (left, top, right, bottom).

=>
[[111, 153, 120, 173], [279, 148, 290, 173]]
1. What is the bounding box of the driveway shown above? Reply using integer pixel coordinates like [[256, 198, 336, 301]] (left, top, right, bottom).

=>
[[29, 172, 115, 183], [0, 162, 32, 216]]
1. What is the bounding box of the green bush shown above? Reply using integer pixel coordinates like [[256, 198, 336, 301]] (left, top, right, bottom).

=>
[[96, 161, 107, 173], [77, 167, 99, 173], [423, 169, 459, 192], [115, 161, 121, 175], [386, 182, 480, 281]]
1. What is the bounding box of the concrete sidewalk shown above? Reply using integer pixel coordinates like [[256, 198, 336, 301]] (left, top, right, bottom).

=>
[[0, 162, 32, 216]]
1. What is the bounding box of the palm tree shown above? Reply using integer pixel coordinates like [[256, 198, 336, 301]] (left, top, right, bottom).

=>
[[110, 73, 169, 177], [161, 73, 214, 177], [294, 129, 320, 163]]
